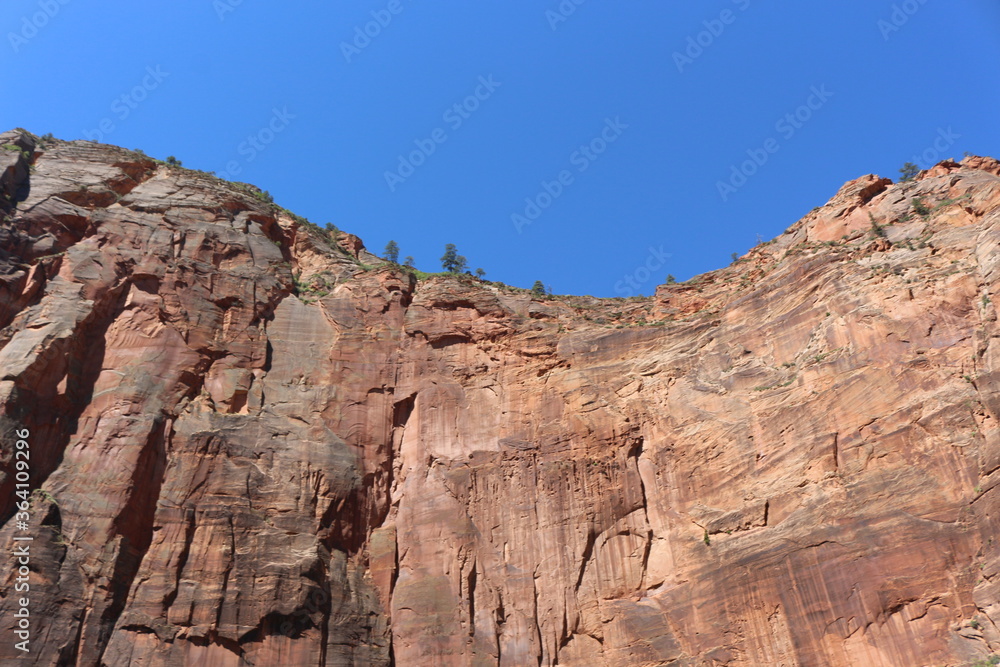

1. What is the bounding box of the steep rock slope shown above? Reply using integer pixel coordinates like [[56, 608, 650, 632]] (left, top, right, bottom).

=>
[[2, 129, 1000, 666]]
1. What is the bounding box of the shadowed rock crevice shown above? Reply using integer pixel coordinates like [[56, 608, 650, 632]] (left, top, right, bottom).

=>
[[93, 418, 170, 642], [0, 278, 129, 525]]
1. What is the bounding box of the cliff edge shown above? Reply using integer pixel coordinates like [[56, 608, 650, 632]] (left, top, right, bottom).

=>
[[2, 129, 1000, 666]]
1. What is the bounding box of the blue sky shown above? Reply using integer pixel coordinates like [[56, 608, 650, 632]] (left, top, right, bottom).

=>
[[2, 1, 999, 296]]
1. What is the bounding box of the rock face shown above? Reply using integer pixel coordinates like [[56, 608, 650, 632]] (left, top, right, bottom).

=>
[[1, 129, 1000, 666]]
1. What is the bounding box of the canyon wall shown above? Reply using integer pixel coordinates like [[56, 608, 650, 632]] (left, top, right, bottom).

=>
[[2, 129, 1000, 666]]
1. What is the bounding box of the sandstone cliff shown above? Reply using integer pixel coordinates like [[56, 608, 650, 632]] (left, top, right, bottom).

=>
[[2, 128, 1000, 666]]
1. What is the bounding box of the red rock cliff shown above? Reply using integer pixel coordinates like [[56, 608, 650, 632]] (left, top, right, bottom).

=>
[[2, 129, 1000, 666]]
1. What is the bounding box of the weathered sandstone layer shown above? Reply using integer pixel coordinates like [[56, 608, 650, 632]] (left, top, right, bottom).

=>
[[2, 129, 1000, 666]]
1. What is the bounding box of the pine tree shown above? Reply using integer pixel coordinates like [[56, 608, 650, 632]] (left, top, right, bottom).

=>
[[899, 162, 919, 182], [403, 256, 415, 268], [666, 274, 676, 284], [475, 268, 486, 279], [383, 240, 399, 263], [531, 281, 546, 296], [441, 244, 468, 273]]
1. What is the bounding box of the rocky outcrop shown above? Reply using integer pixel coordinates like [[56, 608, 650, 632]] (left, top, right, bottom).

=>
[[2, 128, 1000, 666]]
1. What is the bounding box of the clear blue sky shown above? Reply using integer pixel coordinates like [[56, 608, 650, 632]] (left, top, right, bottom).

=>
[[3, 1, 999, 296]]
